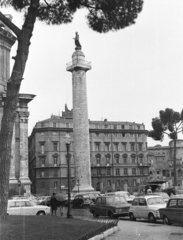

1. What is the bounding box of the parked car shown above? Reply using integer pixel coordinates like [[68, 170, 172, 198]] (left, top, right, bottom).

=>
[[89, 195, 131, 218], [39, 196, 51, 206], [159, 196, 183, 225], [74, 192, 100, 204], [106, 191, 135, 204], [72, 194, 93, 208], [64, 193, 75, 206], [7, 199, 50, 215], [136, 193, 170, 205], [129, 195, 166, 223]]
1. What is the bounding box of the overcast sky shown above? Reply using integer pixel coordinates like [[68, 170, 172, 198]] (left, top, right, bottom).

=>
[[2, 0, 183, 147]]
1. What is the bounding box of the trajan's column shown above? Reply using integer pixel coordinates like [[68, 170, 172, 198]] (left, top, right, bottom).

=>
[[66, 33, 94, 192]]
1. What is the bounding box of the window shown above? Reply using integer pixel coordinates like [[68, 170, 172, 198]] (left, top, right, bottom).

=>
[[157, 170, 159, 174], [97, 169, 101, 176], [169, 200, 177, 207], [130, 143, 135, 152], [115, 155, 119, 164], [53, 157, 58, 166], [131, 155, 136, 164], [96, 133, 100, 137], [116, 180, 120, 187], [106, 155, 110, 165], [113, 143, 119, 151], [107, 180, 111, 187], [105, 143, 110, 152], [133, 179, 136, 186], [116, 168, 120, 176], [53, 142, 58, 151], [53, 122, 56, 128], [40, 143, 45, 154], [123, 155, 127, 164], [139, 198, 147, 206], [95, 124, 98, 129], [96, 155, 101, 165], [41, 123, 44, 128], [122, 133, 125, 137], [95, 143, 100, 152], [124, 168, 128, 175], [66, 123, 69, 128], [41, 158, 45, 167], [139, 155, 143, 164], [121, 125, 125, 129], [41, 170, 45, 178], [132, 168, 136, 175], [122, 143, 126, 151], [53, 169, 58, 177], [138, 143, 143, 151], [107, 168, 111, 176], [132, 199, 138, 206], [54, 181, 58, 189], [41, 182, 45, 188], [140, 168, 143, 175]]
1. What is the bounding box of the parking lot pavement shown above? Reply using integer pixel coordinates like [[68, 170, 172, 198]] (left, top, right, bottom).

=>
[[106, 219, 183, 240]]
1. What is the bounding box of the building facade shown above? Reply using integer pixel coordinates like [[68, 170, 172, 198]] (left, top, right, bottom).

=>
[[148, 140, 183, 186], [29, 105, 150, 195], [0, 15, 35, 196]]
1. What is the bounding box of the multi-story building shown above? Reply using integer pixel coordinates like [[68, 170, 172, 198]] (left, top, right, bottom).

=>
[[148, 140, 183, 186], [29, 105, 150, 195]]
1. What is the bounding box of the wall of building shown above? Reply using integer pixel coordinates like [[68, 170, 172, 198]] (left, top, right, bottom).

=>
[[29, 109, 150, 195]]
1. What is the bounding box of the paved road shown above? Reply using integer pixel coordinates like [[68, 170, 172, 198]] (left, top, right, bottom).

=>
[[58, 208, 183, 240], [106, 217, 183, 240]]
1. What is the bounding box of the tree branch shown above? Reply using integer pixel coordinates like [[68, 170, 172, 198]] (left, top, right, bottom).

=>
[[0, 11, 21, 37]]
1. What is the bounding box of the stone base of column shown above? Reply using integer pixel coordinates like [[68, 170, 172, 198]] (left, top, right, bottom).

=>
[[9, 177, 18, 185], [19, 177, 32, 185], [72, 185, 94, 193]]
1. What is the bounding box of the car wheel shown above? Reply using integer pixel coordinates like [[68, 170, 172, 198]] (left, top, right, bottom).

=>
[[37, 211, 45, 215], [93, 211, 99, 218], [129, 213, 136, 221], [108, 211, 114, 219], [149, 213, 156, 223], [163, 215, 171, 225]]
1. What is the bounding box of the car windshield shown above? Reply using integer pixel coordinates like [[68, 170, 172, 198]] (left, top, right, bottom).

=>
[[147, 197, 165, 205], [106, 196, 127, 205]]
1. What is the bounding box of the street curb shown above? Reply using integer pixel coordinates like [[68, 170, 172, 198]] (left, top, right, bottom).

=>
[[89, 225, 119, 240]]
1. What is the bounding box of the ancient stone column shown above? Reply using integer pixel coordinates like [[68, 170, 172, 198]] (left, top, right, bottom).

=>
[[19, 111, 31, 193], [9, 124, 17, 184], [66, 33, 94, 192]]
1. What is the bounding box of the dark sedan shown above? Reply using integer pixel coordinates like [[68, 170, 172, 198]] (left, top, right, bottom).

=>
[[159, 196, 183, 225], [89, 195, 131, 218]]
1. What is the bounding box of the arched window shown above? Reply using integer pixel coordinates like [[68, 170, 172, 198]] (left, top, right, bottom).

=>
[[131, 154, 136, 164], [138, 154, 144, 164], [114, 154, 120, 164], [105, 154, 111, 164], [122, 154, 128, 164], [96, 154, 101, 165]]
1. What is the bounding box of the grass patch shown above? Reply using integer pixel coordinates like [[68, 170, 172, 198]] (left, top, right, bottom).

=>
[[0, 215, 108, 240]]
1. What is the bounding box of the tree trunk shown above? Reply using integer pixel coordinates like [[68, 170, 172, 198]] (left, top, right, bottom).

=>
[[173, 138, 177, 187], [0, 3, 39, 220]]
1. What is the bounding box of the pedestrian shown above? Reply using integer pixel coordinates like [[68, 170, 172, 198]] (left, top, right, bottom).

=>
[[50, 193, 58, 216], [147, 188, 152, 194], [58, 200, 65, 216]]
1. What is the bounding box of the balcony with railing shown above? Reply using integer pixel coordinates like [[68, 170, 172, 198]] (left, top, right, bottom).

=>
[[66, 59, 91, 71]]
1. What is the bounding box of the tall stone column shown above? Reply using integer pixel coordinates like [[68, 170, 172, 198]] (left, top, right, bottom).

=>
[[19, 111, 31, 193], [66, 33, 94, 192], [9, 124, 17, 184]]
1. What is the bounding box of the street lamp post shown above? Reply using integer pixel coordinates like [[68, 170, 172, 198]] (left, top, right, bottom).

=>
[[64, 133, 72, 218], [18, 180, 21, 197], [77, 179, 80, 194]]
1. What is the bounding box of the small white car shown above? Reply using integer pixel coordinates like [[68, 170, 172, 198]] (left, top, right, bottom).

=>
[[129, 195, 167, 223], [7, 199, 50, 215]]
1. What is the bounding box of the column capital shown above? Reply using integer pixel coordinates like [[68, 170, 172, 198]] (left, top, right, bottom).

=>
[[18, 111, 30, 123]]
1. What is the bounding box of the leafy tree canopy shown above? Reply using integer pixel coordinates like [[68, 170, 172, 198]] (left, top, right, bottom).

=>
[[148, 108, 183, 141], [1, 0, 144, 33]]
